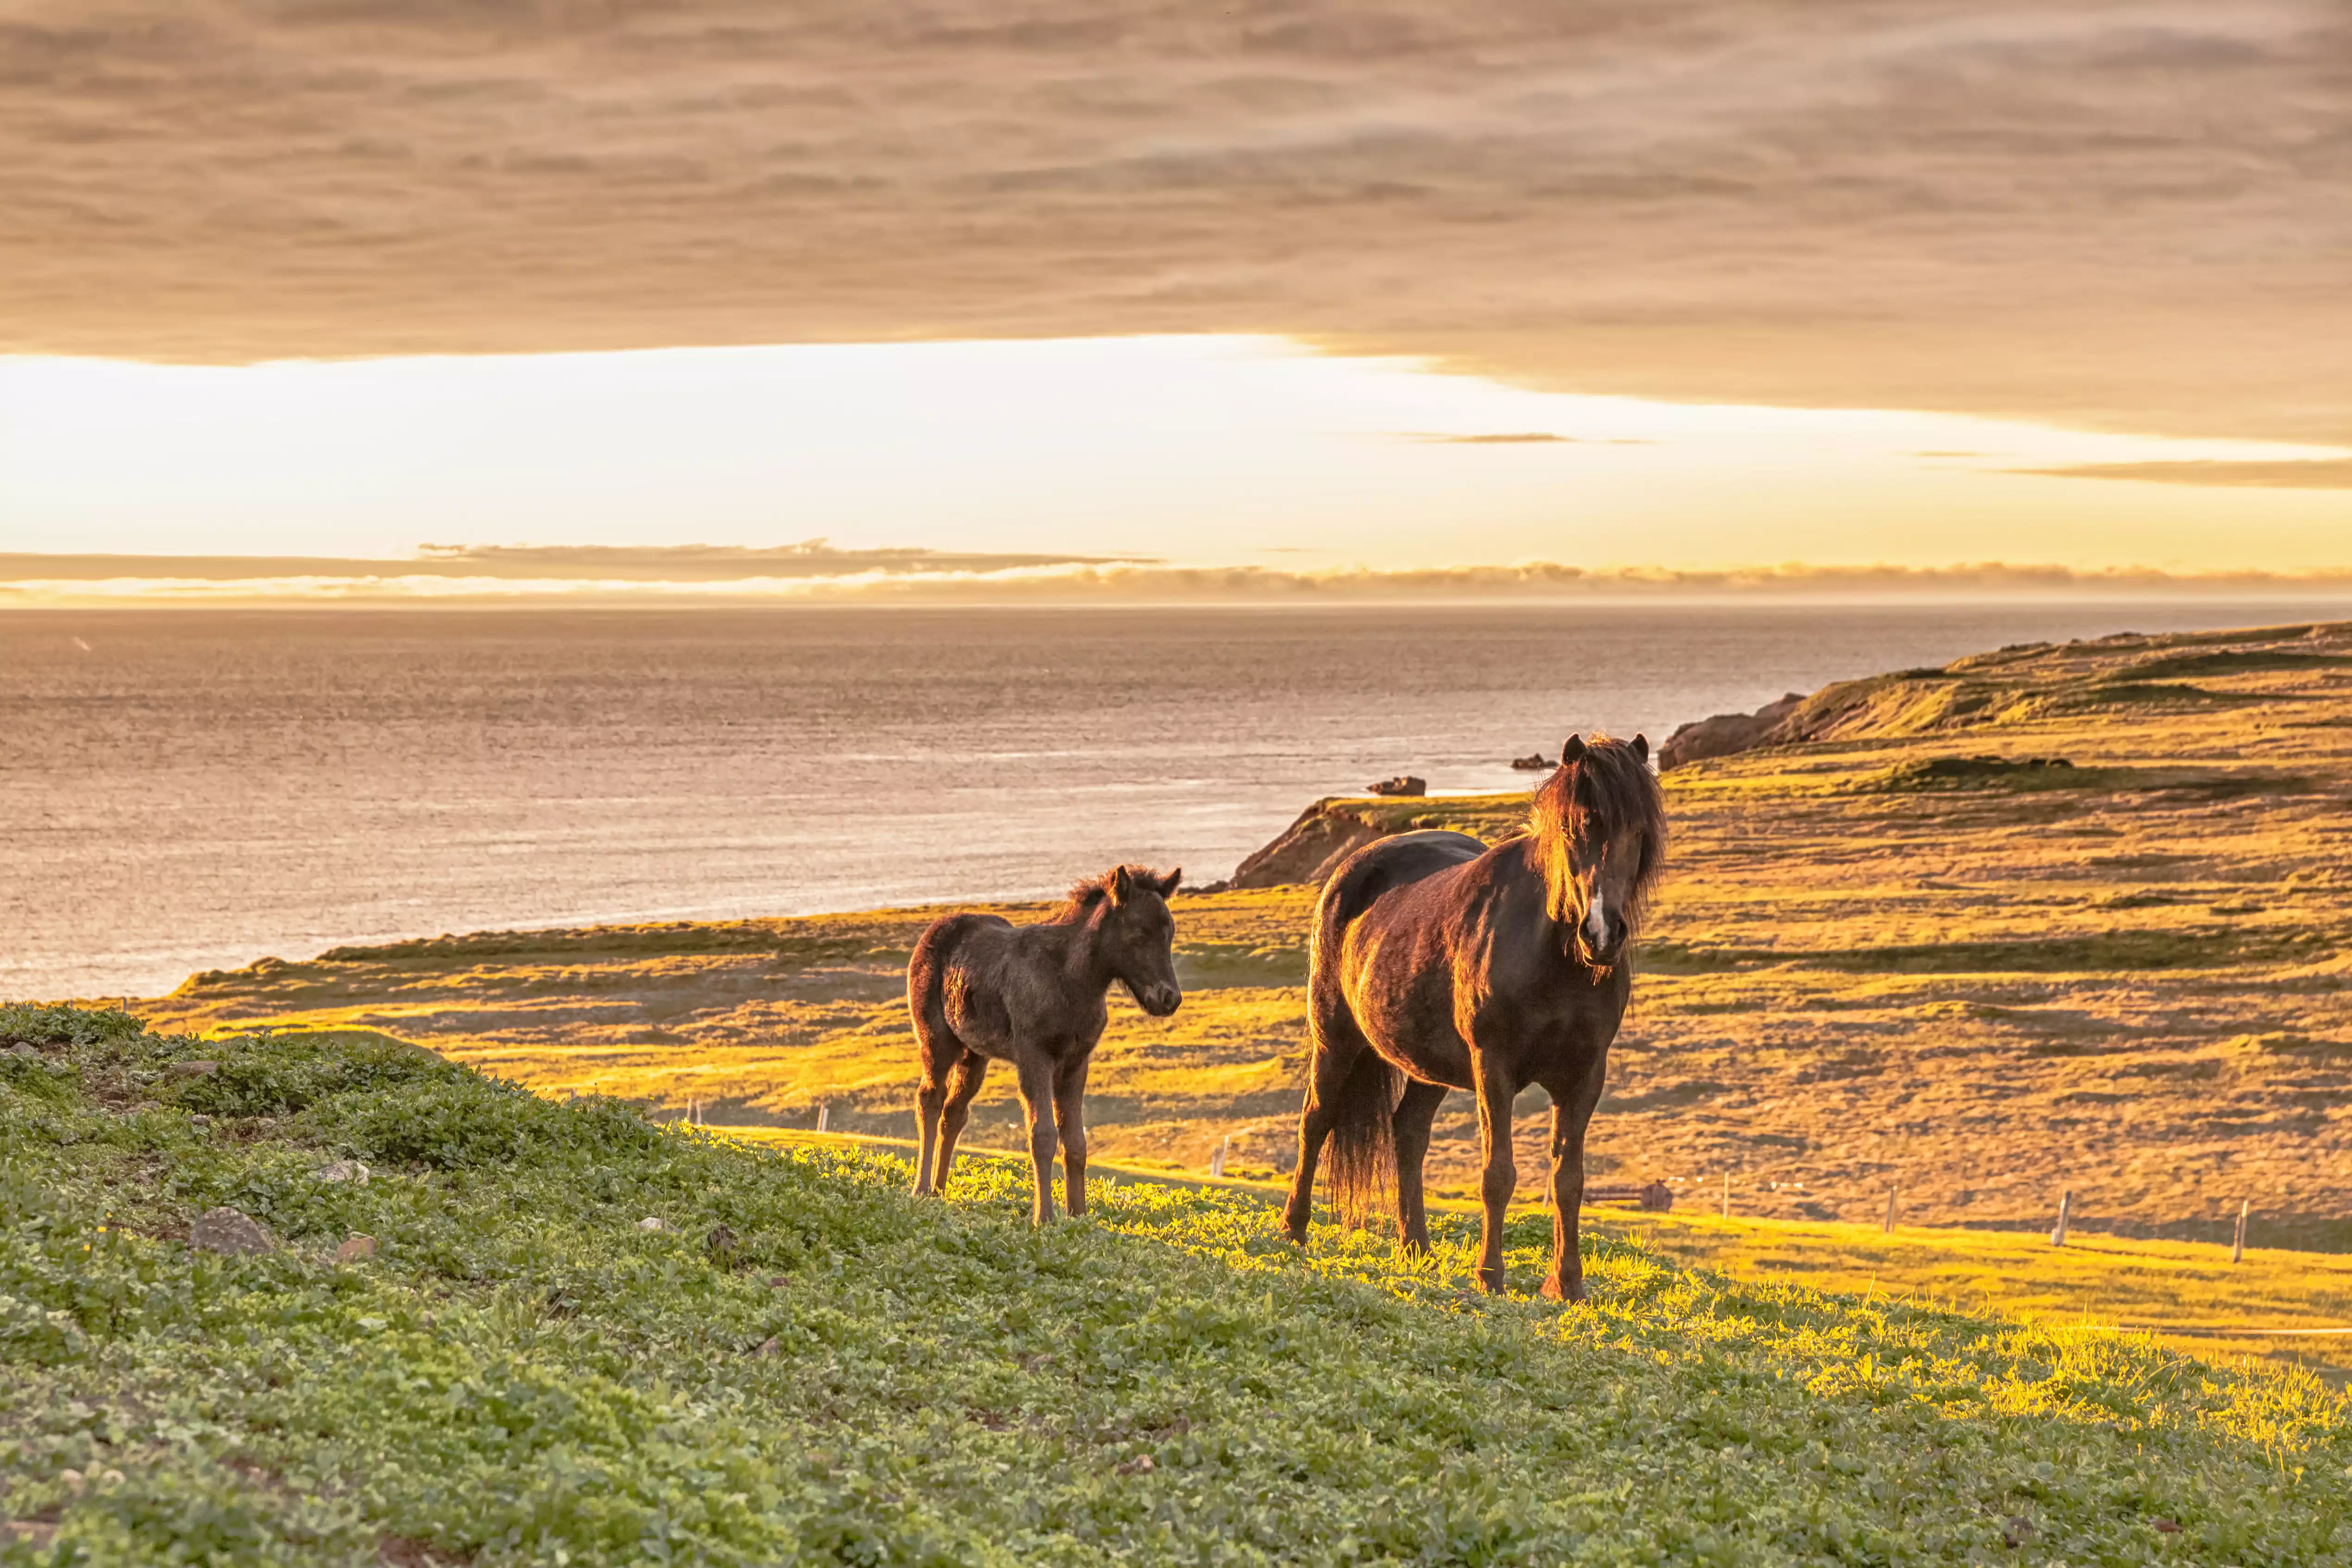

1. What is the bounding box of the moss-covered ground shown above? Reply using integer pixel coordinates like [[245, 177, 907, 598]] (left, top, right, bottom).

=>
[[6, 1006, 2349, 1566]]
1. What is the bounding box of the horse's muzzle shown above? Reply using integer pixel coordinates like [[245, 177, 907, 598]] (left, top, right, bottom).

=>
[[1134, 983, 1182, 1017], [1575, 930, 1629, 969]]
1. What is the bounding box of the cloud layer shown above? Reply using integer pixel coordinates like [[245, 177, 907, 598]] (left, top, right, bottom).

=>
[[2016, 458, 2352, 489], [6, 2, 2347, 442], [10, 553, 2352, 606]]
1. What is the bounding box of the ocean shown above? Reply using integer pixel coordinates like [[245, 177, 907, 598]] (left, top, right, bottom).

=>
[[5, 600, 2342, 1000]]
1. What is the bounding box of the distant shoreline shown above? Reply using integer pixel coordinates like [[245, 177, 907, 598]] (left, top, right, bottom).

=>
[[9, 553, 2352, 608]]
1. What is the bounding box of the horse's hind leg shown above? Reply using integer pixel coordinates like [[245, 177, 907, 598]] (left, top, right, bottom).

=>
[[932, 1051, 988, 1197], [911, 1054, 952, 1196], [1391, 1080, 1448, 1254], [1282, 1019, 1367, 1244]]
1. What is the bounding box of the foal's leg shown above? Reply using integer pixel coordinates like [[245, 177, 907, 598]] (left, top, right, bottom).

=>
[[911, 1055, 952, 1196], [1390, 1080, 1448, 1255], [1054, 1056, 1091, 1218], [932, 1051, 988, 1197], [1538, 1050, 1610, 1303], [1014, 1053, 1061, 1225], [1472, 1055, 1519, 1294]]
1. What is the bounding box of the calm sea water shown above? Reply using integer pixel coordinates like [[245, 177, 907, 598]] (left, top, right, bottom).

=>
[[5, 601, 2342, 1000]]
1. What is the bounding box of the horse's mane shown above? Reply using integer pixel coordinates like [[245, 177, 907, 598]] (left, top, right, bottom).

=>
[[1528, 735, 1667, 943], [1049, 864, 1168, 925]]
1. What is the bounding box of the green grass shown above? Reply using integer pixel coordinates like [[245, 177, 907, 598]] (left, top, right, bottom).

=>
[[5, 1006, 2349, 1566]]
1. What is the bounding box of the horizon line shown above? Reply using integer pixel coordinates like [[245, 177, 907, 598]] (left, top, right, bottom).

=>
[[7, 555, 2352, 608]]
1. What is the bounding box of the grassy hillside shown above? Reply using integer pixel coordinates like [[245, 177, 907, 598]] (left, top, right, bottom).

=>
[[5, 1006, 2348, 1566], [730, 1124, 2352, 1382], [139, 619, 2352, 1264]]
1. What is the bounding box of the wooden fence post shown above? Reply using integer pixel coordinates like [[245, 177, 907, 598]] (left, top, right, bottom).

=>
[[1883, 1189, 1896, 1235], [817, 1102, 829, 1135], [2050, 1188, 2072, 1247], [1720, 1172, 1730, 1219], [1209, 1134, 1229, 1179], [2233, 1200, 2248, 1263]]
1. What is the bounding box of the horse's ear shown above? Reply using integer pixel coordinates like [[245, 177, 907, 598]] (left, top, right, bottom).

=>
[[1108, 865, 1135, 904], [1631, 733, 1649, 763], [1560, 734, 1586, 767], [1155, 867, 1182, 897]]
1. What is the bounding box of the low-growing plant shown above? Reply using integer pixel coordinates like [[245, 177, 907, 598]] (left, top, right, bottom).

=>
[[298, 1074, 664, 1170], [3, 1007, 2345, 1566], [163, 1029, 452, 1118]]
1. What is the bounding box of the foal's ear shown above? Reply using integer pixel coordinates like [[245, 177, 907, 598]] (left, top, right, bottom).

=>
[[1154, 867, 1182, 897], [1108, 865, 1135, 904], [1630, 733, 1649, 763], [1560, 734, 1587, 767]]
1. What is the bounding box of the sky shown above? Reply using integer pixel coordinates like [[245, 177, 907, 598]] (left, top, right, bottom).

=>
[[3, 1, 2348, 575], [4, 339, 2350, 575]]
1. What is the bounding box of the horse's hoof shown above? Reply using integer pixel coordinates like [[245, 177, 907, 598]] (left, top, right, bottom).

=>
[[1540, 1275, 1587, 1304], [1477, 1268, 1507, 1295]]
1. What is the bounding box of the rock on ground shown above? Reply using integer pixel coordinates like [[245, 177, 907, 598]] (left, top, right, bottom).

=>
[[189, 1206, 275, 1256]]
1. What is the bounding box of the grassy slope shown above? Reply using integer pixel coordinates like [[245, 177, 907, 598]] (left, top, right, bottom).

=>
[[4, 1006, 2348, 1567], [138, 620, 2352, 1258], [729, 1125, 2352, 1381]]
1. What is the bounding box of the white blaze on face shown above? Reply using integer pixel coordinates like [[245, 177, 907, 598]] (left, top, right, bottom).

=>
[[1583, 888, 1609, 948]]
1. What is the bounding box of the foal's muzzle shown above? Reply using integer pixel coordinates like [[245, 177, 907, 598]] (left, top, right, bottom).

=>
[[1132, 982, 1182, 1017]]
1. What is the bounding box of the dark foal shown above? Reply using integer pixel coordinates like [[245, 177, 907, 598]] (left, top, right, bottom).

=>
[[1282, 734, 1666, 1299], [907, 865, 1182, 1224]]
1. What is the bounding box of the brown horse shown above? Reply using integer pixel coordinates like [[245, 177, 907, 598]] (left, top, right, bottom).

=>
[[1282, 734, 1665, 1299], [908, 865, 1182, 1224]]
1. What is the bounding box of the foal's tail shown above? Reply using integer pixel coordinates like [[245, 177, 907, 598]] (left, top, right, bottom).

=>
[[1325, 1047, 1401, 1230]]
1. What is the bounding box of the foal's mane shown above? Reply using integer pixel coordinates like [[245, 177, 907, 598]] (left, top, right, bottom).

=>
[[1528, 735, 1668, 939], [1049, 864, 1164, 925]]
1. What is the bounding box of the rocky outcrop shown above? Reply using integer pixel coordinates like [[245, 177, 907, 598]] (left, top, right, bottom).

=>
[[1225, 801, 1396, 890], [1658, 692, 1804, 770]]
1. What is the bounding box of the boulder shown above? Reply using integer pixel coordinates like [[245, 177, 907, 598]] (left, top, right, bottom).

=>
[[1227, 802, 1394, 889], [335, 1234, 378, 1262], [1657, 692, 1805, 770], [316, 1159, 370, 1184], [1365, 775, 1426, 797], [189, 1206, 275, 1257]]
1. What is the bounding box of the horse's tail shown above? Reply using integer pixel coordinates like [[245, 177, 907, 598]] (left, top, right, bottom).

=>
[[1325, 1047, 1401, 1230], [907, 914, 984, 1068], [1310, 852, 1403, 1230]]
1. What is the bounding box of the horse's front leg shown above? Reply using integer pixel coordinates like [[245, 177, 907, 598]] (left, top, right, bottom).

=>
[[1539, 1050, 1609, 1302], [1053, 1055, 1091, 1218], [1014, 1053, 1061, 1225], [1472, 1057, 1517, 1293]]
